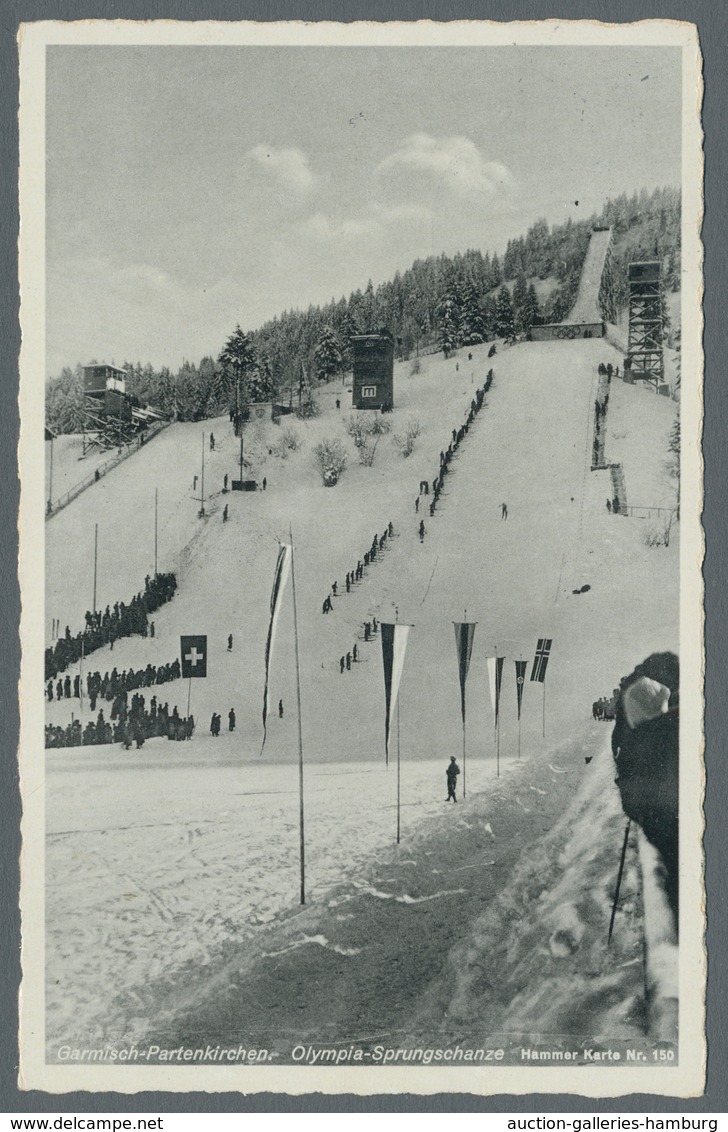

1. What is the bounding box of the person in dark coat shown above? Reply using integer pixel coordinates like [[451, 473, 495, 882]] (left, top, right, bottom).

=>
[[278, 699, 284, 718], [611, 652, 679, 924], [419, 520, 426, 543], [210, 713, 217, 737], [446, 756, 460, 802], [228, 708, 236, 732]]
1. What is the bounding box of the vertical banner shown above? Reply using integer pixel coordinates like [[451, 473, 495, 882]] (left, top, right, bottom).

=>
[[494, 655, 504, 725], [486, 656, 505, 724], [260, 543, 292, 754], [487, 657, 497, 726], [515, 659, 527, 719], [381, 622, 411, 762], [453, 622, 477, 724], [453, 621, 476, 799]]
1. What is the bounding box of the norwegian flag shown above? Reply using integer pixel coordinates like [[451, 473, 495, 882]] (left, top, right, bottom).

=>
[[530, 638, 553, 683]]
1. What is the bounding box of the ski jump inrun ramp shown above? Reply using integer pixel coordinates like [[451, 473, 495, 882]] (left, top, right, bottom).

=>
[[531, 227, 612, 341]]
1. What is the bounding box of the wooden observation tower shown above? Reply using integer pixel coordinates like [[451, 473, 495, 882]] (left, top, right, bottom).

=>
[[625, 261, 665, 392]]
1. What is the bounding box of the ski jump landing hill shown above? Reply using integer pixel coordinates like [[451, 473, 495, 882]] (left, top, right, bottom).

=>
[[531, 226, 613, 341]]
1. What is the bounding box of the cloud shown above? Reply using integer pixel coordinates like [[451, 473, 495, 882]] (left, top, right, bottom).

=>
[[373, 203, 434, 226], [377, 134, 513, 197], [248, 144, 316, 193], [297, 212, 382, 245]]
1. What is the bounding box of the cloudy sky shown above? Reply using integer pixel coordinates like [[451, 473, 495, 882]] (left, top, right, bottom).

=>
[[45, 44, 682, 374]]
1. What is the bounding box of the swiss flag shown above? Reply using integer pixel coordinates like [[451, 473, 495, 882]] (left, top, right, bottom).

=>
[[180, 635, 208, 678]]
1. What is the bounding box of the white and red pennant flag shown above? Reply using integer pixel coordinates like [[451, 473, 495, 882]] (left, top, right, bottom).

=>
[[260, 543, 292, 754], [453, 622, 477, 725], [530, 638, 553, 682], [515, 659, 527, 719], [487, 655, 505, 725], [180, 635, 208, 679], [381, 622, 411, 762]]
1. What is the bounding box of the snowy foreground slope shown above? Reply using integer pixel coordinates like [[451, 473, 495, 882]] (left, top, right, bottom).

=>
[[45, 337, 678, 1055]]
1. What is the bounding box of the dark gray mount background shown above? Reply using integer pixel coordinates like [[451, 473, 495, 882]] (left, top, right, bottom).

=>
[[2, 0, 725, 1114]]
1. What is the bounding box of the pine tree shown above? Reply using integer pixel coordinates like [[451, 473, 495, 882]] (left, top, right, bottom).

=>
[[459, 284, 487, 345], [219, 324, 257, 421], [494, 285, 515, 338], [249, 354, 275, 402], [512, 272, 529, 331], [522, 283, 541, 332], [437, 293, 461, 358], [314, 326, 343, 382]]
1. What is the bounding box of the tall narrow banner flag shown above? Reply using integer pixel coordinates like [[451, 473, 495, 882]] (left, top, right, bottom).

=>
[[181, 635, 207, 679], [453, 622, 477, 725], [515, 659, 527, 719], [530, 638, 553, 682], [487, 656, 505, 725], [260, 543, 292, 754], [381, 623, 411, 759]]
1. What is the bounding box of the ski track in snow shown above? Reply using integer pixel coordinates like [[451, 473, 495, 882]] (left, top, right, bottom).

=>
[[264, 934, 361, 958]]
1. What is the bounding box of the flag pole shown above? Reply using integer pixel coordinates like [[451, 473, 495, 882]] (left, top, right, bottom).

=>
[[92, 523, 98, 615], [396, 605, 400, 842], [200, 433, 206, 517], [462, 608, 467, 799], [79, 636, 85, 729], [396, 694, 401, 845], [518, 656, 523, 762], [289, 525, 306, 905], [608, 821, 632, 944], [495, 646, 500, 778], [543, 676, 547, 739], [154, 488, 158, 576]]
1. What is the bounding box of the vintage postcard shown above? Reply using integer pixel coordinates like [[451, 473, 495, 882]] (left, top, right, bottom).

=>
[[18, 19, 704, 1095]]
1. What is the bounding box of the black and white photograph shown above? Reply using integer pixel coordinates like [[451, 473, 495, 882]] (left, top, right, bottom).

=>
[[18, 19, 704, 1096]]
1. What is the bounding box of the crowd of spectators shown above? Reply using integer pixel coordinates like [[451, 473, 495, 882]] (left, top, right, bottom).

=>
[[47, 658, 182, 712], [419, 369, 494, 520], [45, 572, 177, 681], [45, 692, 194, 749]]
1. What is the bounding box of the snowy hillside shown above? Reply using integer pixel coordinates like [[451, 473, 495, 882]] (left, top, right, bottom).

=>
[[44, 333, 679, 1053]]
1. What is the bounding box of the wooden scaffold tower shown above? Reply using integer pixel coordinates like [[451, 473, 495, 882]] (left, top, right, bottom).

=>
[[625, 261, 665, 392]]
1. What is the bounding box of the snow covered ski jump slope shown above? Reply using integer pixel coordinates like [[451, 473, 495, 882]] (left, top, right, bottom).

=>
[[563, 227, 613, 325]]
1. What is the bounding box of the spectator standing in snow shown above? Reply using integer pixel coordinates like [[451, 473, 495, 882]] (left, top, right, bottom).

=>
[[228, 708, 236, 732], [419, 520, 426, 543], [228, 634, 233, 651], [210, 433, 215, 451], [501, 502, 508, 521], [446, 756, 460, 802], [278, 699, 284, 718]]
